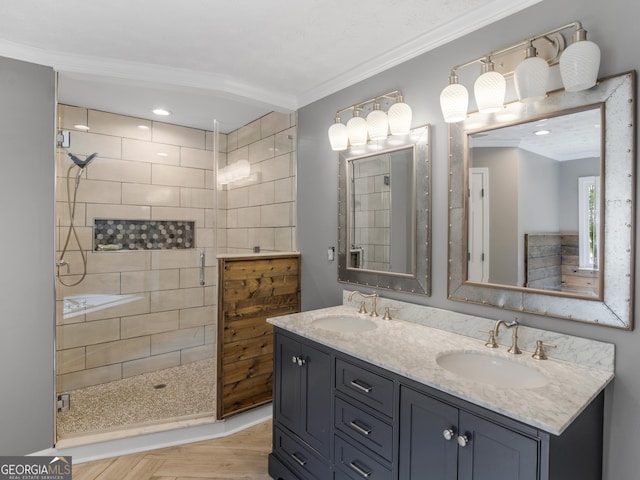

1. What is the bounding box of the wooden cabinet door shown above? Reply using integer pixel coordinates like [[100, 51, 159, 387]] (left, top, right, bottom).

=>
[[399, 386, 458, 480], [457, 410, 539, 480]]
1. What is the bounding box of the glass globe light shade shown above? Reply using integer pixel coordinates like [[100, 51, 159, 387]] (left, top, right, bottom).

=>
[[347, 115, 368, 146], [366, 108, 389, 141], [440, 81, 469, 123], [388, 99, 412, 135], [474, 63, 505, 113], [514, 49, 550, 102], [328, 121, 348, 151], [560, 30, 600, 92]]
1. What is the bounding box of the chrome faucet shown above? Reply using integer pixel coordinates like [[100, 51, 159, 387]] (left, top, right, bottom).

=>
[[491, 319, 522, 354], [348, 291, 379, 317]]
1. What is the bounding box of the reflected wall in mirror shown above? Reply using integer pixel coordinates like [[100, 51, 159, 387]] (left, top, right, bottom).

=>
[[449, 72, 635, 328], [339, 125, 431, 295], [467, 107, 602, 297]]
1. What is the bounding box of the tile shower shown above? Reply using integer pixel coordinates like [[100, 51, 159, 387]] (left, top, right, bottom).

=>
[[55, 105, 297, 438]]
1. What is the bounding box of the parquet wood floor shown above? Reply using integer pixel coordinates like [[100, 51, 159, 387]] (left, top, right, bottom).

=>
[[72, 421, 273, 480]]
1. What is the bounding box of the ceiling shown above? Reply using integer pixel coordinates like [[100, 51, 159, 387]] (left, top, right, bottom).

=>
[[0, 0, 541, 132]]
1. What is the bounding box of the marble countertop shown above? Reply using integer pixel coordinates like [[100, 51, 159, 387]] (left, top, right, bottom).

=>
[[268, 305, 614, 435]]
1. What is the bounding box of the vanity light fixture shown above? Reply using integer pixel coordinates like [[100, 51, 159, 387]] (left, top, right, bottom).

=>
[[440, 21, 600, 123], [327, 90, 412, 151]]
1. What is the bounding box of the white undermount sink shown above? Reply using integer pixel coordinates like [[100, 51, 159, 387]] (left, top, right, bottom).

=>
[[436, 351, 548, 389], [311, 315, 378, 333]]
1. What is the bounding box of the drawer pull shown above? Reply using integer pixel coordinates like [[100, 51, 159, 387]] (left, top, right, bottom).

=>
[[350, 379, 373, 393], [349, 419, 372, 436], [290, 452, 307, 466], [349, 461, 372, 478]]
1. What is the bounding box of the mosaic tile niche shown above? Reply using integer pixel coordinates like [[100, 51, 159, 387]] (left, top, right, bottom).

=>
[[94, 219, 196, 251]]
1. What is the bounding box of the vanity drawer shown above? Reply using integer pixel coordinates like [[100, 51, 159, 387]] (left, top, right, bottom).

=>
[[274, 426, 329, 480], [335, 358, 394, 417], [334, 435, 393, 480], [334, 396, 393, 462]]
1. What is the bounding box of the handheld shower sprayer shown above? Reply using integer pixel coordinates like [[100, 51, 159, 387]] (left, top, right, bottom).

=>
[[67, 152, 98, 169]]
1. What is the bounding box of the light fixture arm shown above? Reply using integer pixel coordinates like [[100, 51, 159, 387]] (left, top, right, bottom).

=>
[[332, 89, 404, 120], [448, 21, 583, 78]]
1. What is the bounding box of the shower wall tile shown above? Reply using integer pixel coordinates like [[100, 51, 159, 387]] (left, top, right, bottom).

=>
[[227, 187, 249, 209], [150, 287, 204, 313], [56, 272, 122, 300], [179, 305, 214, 329], [274, 177, 295, 203], [275, 227, 295, 252], [237, 119, 261, 148], [249, 137, 275, 163], [204, 325, 215, 345], [55, 251, 90, 278], [205, 169, 215, 190], [121, 311, 180, 339], [248, 228, 275, 251], [260, 153, 293, 182], [227, 146, 249, 164], [56, 202, 86, 227], [85, 292, 151, 322], [57, 364, 121, 392], [122, 139, 180, 165], [249, 182, 275, 206], [86, 204, 151, 222], [181, 345, 213, 364], [88, 110, 152, 140], [179, 266, 215, 289], [227, 130, 238, 151], [204, 285, 216, 307], [122, 351, 181, 379], [56, 179, 122, 205], [86, 336, 150, 369], [87, 251, 151, 274], [122, 183, 180, 207], [195, 228, 215, 248], [121, 269, 180, 294], [276, 128, 296, 155], [152, 164, 205, 188], [152, 122, 206, 149], [151, 326, 205, 355], [261, 111, 292, 138], [235, 206, 261, 228], [181, 147, 213, 170], [150, 249, 201, 270], [58, 105, 88, 130], [151, 206, 205, 224], [180, 187, 214, 209], [56, 347, 85, 374], [261, 203, 293, 227], [57, 318, 120, 350], [69, 131, 122, 159], [87, 158, 152, 184]]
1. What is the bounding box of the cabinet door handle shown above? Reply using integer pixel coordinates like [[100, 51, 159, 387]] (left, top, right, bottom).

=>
[[349, 419, 372, 436], [443, 428, 455, 441], [297, 356, 306, 366], [457, 434, 471, 447], [349, 461, 372, 478], [350, 379, 373, 393], [291, 355, 299, 364], [290, 452, 307, 466]]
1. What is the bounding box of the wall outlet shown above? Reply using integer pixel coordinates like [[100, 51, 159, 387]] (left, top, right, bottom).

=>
[[328, 247, 335, 261]]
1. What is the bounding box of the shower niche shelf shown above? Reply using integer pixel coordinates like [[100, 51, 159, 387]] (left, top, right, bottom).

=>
[[94, 219, 195, 251]]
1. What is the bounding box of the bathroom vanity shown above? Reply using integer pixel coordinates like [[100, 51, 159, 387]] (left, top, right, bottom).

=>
[[267, 300, 613, 480]]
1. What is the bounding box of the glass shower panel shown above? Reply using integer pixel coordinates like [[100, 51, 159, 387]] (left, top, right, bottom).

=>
[[54, 105, 217, 439]]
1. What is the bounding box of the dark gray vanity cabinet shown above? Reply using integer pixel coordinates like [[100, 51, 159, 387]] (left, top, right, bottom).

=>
[[270, 331, 332, 479], [269, 328, 605, 480], [399, 386, 538, 480]]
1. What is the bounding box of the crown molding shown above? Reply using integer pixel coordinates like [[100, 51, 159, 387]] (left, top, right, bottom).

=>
[[0, 39, 298, 112], [295, 0, 543, 107]]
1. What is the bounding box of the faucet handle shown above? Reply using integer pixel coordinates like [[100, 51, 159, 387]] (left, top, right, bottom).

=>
[[480, 330, 498, 348], [357, 301, 368, 314], [382, 306, 392, 320], [532, 340, 557, 360]]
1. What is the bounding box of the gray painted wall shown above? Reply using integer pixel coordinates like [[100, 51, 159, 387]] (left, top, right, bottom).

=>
[[0, 57, 55, 454], [297, 0, 640, 478]]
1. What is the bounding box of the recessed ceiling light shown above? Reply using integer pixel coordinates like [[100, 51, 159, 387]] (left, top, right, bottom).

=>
[[152, 108, 171, 116], [534, 129, 551, 136], [74, 124, 90, 131]]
